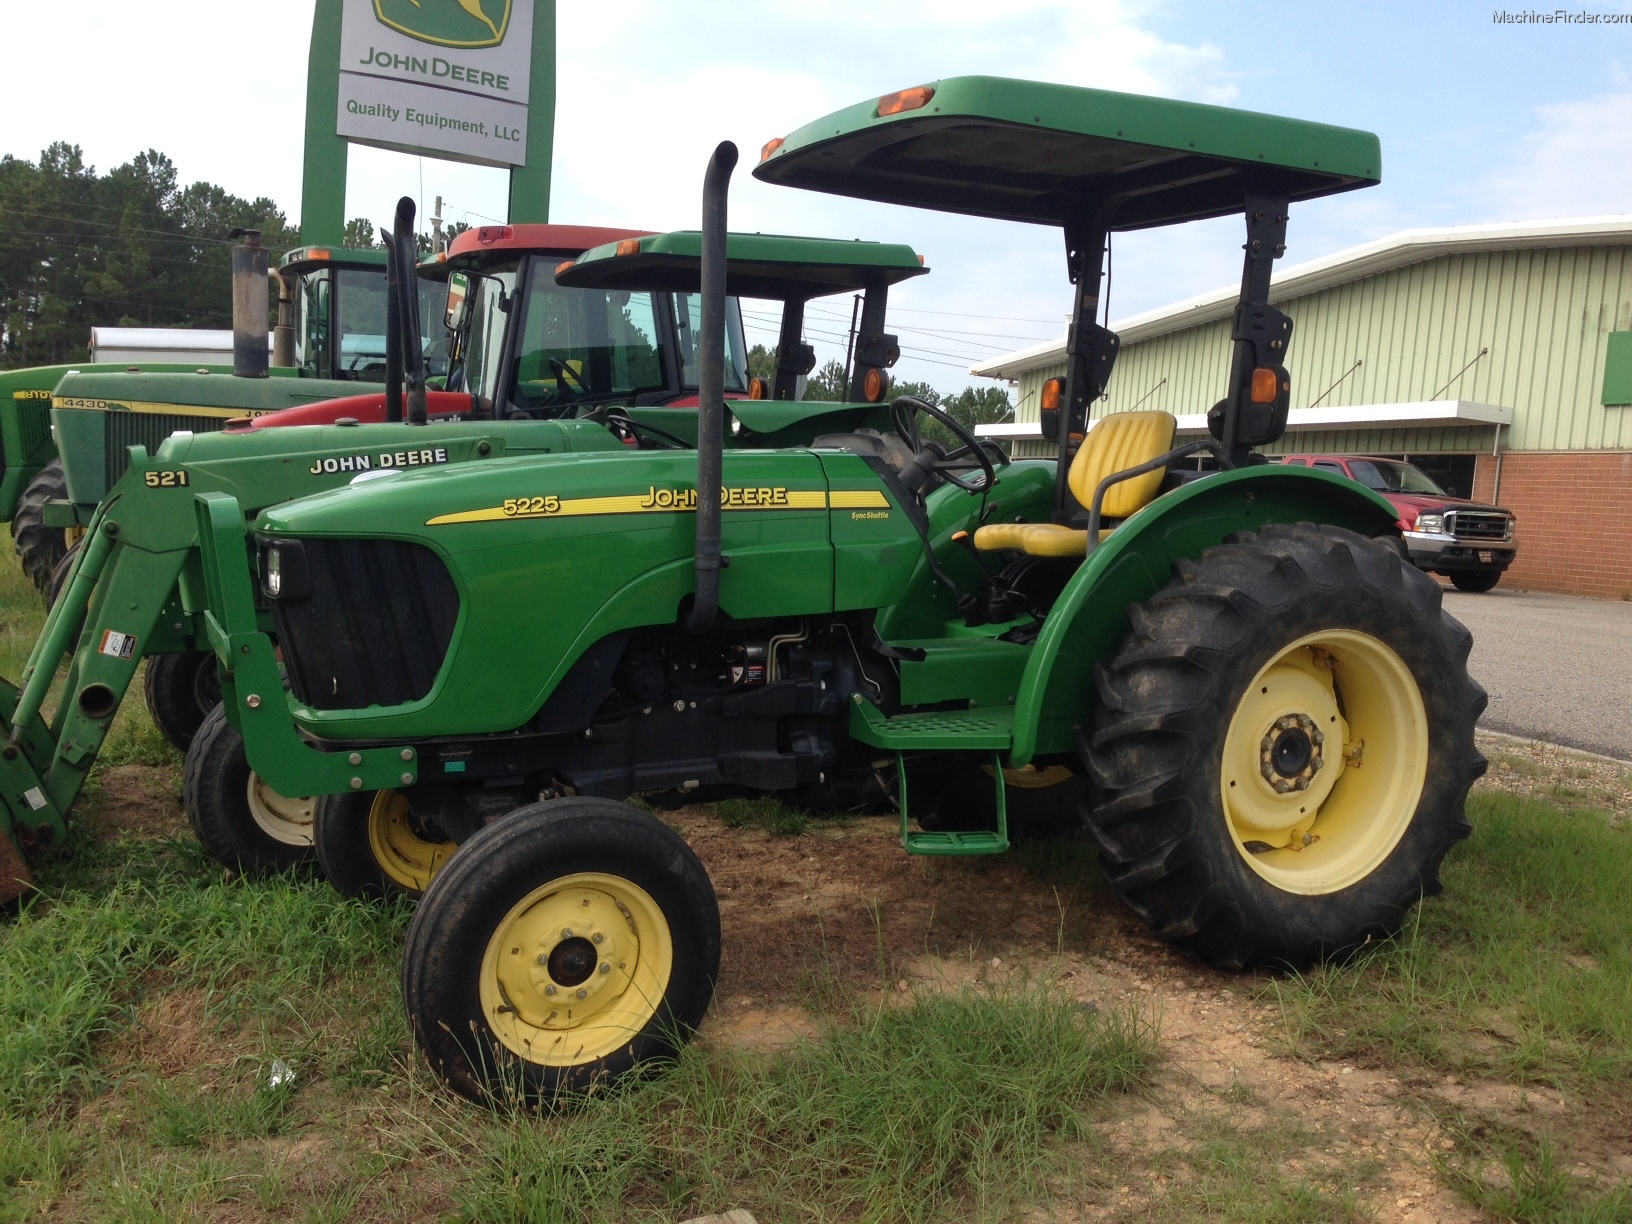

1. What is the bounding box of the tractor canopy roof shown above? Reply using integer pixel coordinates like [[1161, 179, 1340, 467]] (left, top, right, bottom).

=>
[[440, 223, 653, 272], [556, 231, 928, 300], [753, 75, 1380, 231], [279, 245, 391, 275]]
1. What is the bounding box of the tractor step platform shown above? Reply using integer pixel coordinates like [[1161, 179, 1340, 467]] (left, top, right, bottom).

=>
[[901, 828, 1009, 856], [847, 696, 1013, 750]]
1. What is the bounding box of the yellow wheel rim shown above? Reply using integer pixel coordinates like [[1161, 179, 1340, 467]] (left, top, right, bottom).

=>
[[366, 790, 455, 892], [64, 526, 86, 549], [1220, 629, 1427, 895], [245, 772, 314, 846], [479, 872, 673, 1067], [982, 763, 1076, 790]]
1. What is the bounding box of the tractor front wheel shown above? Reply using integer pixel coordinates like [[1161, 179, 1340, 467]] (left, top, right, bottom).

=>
[[12, 460, 72, 596], [402, 797, 719, 1106], [183, 704, 316, 875], [144, 651, 222, 753], [1084, 523, 1486, 970], [314, 788, 456, 900]]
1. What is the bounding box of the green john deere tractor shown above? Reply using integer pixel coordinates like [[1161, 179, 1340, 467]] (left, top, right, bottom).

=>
[[0, 202, 928, 894], [182, 76, 1482, 1106], [3, 242, 443, 596]]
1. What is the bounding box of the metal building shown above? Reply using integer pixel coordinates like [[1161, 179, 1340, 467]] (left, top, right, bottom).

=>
[[974, 217, 1632, 598]]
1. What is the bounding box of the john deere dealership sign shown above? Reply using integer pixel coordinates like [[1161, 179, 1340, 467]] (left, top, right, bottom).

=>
[[337, 0, 534, 168]]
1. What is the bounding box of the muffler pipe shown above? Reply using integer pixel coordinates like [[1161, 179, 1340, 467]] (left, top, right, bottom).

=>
[[685, 141, 737, 636], [229, 228, 269, 378], [391, 197, 428, 425]]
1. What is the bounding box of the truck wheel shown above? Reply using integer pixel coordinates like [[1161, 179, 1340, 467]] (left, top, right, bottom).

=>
[[402, 797, 720, 1107], [183, 703, 316, 875], [1449, 570, 1500, 594], [12, 460, 70, 596], [1083, 522, 1486, 970], [314, 788, 456, 900], [144, 651, 222, 753]]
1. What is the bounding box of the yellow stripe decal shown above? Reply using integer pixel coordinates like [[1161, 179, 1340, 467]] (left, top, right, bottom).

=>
[[53, 397, 268, 420], [426, 486, 889, 526]]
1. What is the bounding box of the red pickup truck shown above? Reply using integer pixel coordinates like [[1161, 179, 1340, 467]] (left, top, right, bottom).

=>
[[1280, 454, 1517, 592]]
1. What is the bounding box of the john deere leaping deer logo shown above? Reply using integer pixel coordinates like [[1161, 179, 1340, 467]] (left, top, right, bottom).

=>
[[373, 0, 512, 48]]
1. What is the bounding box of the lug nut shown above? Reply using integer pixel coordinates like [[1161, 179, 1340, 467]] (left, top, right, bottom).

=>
[[599, 962, 611, 975], [562, 928, 573, 938], [537, 954, 548, 966], [672, 700, 685, 712], [591, 932, 604, 944], [545, 984, 557, 996], [576, 988, 588, 1000]]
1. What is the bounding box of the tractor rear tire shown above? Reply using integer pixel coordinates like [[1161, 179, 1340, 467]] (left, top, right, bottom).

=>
[[183, 703, 316, 876], [144, 651, 222, 753], [12, 460, 70, 596], [314, 788, 456, 900], [402, 797, 720, 1107], [1449, 570, 1501, 594], [1083, 522, 1486, 970]]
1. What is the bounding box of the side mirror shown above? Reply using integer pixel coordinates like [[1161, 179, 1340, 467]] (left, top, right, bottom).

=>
[[444, 271, 471, 333]]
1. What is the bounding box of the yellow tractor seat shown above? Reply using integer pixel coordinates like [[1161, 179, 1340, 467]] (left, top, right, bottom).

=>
[[973, 409, 1177, 556]]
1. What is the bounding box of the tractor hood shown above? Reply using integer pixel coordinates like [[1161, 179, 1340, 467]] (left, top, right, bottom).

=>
[[53, 369, 351, 418], [754, 75, 1380, 230], [557, 231, 927, 300]]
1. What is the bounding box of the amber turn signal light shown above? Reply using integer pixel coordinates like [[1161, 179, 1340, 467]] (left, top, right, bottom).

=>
[[554, 260, 575, 277], [864, 367, 889, 403], [878, 85, 935, 116], [747, 376, 767, 400], [1250, 367, 1281, 404], [1040, 377, 1064, 411], [615, 238, 642, 256], [760, 136, 786, 162]]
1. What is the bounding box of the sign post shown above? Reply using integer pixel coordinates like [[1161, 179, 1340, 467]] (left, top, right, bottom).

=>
[[300, 0, 554, 244]]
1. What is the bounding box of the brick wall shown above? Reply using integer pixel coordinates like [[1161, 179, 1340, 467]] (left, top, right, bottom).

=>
[[1471, 451, 1632, 599]]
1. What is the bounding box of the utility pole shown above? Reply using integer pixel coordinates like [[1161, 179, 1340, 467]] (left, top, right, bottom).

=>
[[432, 196, 445, 255]]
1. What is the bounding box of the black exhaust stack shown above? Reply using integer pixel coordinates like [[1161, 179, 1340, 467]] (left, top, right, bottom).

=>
[[685, 141, 737, 636], [384, 197, 428, 425], [229, 228, 269, 379]]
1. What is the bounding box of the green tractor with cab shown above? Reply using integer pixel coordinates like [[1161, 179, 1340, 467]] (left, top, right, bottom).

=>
[[175, 76, 1484, 1108]]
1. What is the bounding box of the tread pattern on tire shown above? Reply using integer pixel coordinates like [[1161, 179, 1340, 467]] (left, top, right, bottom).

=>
[[11, 460, 69, 596], [314, 790, 413, 900], [182, 703, 315, 876], [144, 651, 220, 754], [402, 797, 720, 1106], [1082, 522, 1487, 970]]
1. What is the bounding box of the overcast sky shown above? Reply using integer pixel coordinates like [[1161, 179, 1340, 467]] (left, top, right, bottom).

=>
[[8, 1, 1632, 391]]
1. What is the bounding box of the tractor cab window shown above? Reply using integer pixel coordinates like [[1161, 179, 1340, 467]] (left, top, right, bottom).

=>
[[505, 271, 668, 414], [461, 262, 520, 408], [1347, 459, 1446, 495], [416, 278, 451, 379], [672, 292, 749, 392], [333, 268, 391, 382], [298, 269, 332, 377]]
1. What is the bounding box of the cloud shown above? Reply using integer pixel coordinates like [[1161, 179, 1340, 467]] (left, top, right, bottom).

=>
[[1470, 90, 1632, 221]]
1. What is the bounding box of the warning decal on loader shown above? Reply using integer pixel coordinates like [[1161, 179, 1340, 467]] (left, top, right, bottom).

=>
[[98, 630, 137, 661]]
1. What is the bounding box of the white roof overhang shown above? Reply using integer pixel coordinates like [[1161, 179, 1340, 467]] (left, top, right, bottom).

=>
[[975, 399, 1514, 440]]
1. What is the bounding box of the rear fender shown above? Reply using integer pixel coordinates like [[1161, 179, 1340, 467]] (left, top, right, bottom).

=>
[[1008, 465, 1399, 765]]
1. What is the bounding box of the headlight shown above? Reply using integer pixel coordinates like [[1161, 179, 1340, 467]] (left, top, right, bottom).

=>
[[1503, 517, 1515, 541], [259, 539, 311, 602], [264, 547, 282, 598], [1414, 513, 1445, 533]]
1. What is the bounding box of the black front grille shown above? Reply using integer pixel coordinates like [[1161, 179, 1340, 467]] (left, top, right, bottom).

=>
[[1448, 510, 1510, 542], [104, 411, 226, 488], [268, 538, 461, 711], [17, 398, 51, 462]]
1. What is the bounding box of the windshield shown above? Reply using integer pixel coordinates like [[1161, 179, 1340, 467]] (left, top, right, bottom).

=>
[[505, 265, 669, 413], [298, 266, 448, 381], [673, 292, 749, 392], [1347, 459, 1447, 495]]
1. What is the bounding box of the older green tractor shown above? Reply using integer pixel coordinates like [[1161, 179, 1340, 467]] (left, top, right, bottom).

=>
[[188, 77, 1483, 1105]]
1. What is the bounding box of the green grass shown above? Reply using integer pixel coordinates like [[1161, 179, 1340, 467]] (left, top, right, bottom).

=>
[[716, 795, 811, 836], [1436, 1119, 1632, 1223], [445, 985, 1157, 1223], [1268, 791, 1632, 1095]]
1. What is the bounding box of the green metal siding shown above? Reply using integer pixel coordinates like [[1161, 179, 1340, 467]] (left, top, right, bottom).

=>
[[1009, 243, 1632, 455]]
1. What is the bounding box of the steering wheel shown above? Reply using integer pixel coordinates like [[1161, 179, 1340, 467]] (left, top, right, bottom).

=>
[[889, 395, 998, 495], [547, 358, 589, 398]]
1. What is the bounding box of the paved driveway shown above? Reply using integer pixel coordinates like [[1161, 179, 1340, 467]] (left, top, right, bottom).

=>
[[1442, 586, 1632, 761]]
